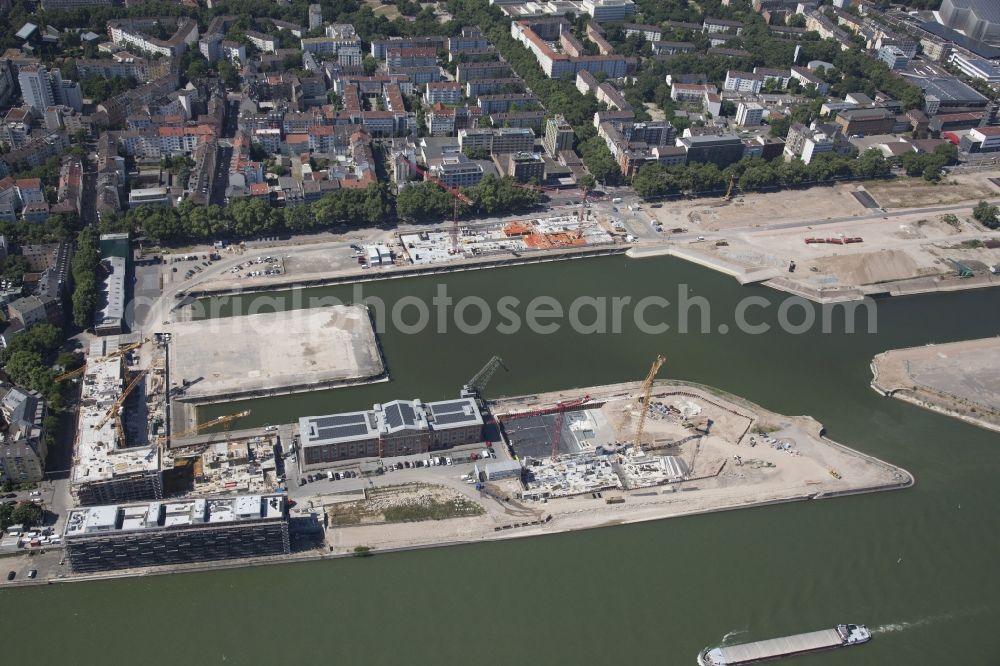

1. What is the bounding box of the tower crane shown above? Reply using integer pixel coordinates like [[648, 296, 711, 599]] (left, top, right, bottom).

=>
[[400, 156, 473, 252], [164, 409, 252, 448], [616, 355, 666, 451], [94, 369, 148, 437], [55, 338, 149, 382]]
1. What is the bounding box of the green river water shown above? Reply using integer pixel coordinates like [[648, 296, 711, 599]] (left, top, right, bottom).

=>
[[2, 254, 999, 665]]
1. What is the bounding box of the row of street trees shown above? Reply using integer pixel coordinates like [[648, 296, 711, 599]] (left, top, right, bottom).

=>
[[100, 177, 542, 243], [633, 149, 895, 199]]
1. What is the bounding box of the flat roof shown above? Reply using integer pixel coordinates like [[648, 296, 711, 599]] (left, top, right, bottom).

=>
[[72, 354, 159, 486], [901, 72, 989, 103], [300, 396, 484, 448], [64, 494, 285, 538], [300, 410, 378, 446]]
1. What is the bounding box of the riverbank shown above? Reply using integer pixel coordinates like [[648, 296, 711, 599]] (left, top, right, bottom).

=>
[[326, 380, 912, 556], [182, 243, 626, 301], [871, 337, 1000, 433], [9, 378, 912, 588]]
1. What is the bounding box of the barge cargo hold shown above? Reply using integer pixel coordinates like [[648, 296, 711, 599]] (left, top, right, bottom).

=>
[[698, 624, 871, 665]]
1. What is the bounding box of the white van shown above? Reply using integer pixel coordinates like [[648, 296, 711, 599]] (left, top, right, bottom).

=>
[[612, 197, 623, 204]]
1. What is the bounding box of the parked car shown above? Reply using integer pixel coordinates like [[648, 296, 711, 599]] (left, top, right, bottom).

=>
[[3, 493, 16, 498], [27, 570, 36, 579], [6, 571, 14, 581]]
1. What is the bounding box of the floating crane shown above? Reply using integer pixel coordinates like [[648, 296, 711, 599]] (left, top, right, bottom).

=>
[[616, 355, 666, 451], [464, 356, 507, 398], [55, 338, 148, 382]]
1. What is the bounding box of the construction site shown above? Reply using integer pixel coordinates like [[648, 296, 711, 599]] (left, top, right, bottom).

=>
[[398, 214, 615, 265], [321, 357, 912, 555], [66, 330, 291, 505], [68, 334, 167, 505]]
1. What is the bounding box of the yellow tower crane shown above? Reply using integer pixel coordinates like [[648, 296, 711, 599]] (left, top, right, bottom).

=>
[[617, 355, 666, 452], [55, 339, 149, 382], [94, 369, 149, 443], [168, 410, 252, 443]]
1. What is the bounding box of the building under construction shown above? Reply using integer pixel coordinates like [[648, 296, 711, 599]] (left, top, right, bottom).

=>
[[70, 335, 166, 506]]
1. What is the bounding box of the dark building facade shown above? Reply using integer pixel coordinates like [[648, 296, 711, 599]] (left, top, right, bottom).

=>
[[64, 495, 289, 573]]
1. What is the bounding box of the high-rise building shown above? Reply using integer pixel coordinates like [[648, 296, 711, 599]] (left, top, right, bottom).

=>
[[308, 3, 322, 30], [543, 114, 575, 157], [18, 65, 81, 114]]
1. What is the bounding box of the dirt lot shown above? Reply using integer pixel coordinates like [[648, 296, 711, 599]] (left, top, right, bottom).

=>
[[872, 338, 1000, 432], [864, 172, 999, 208], [647, 182, 869, 233], [696, 207, 1000, 294]]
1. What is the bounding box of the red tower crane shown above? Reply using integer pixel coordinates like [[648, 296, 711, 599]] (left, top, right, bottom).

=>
[[400, 156, 473, 252]]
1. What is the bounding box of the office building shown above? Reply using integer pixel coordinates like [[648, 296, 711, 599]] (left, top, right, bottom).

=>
[[939, 0, 1000, 43], [63, 495, 289, 573], [878, 45, 909, 70], [502, 151, 545, 182], [459, 127, 535, 154], [677, 133, 745, 168], [948, 52, 1000, 83]]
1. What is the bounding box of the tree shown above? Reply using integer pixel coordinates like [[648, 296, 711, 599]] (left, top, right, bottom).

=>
[[10, 501, 43, 528], [217, 60, 239, 89], [854, 149, 891, 179], [973, 201, 999, 229], [71, 227, 100, 329], [363, 55, 379, 76], [185, 56, 210, 82], [396, 182, 455, 221], [787, 14, 807, 28]]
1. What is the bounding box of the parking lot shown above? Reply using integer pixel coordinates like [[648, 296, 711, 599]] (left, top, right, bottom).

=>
[[285, 441, 505, 506]]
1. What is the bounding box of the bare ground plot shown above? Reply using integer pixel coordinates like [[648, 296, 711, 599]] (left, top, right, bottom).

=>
[[872, 338, 1000, 432], [326, 483, 485, 526], [169, 305, 384, 403], [364, 0, 401, 18], [863, 173, 998, 209], [700, 210, 1000, 292], [646, 183, 868, 233]]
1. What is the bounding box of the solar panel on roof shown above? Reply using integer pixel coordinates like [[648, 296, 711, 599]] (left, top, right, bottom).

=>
[[316, 424, 371, 440], [434, 413, 477, 426], [430, 400, 469, 414], [314, 414, 367, 428]]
